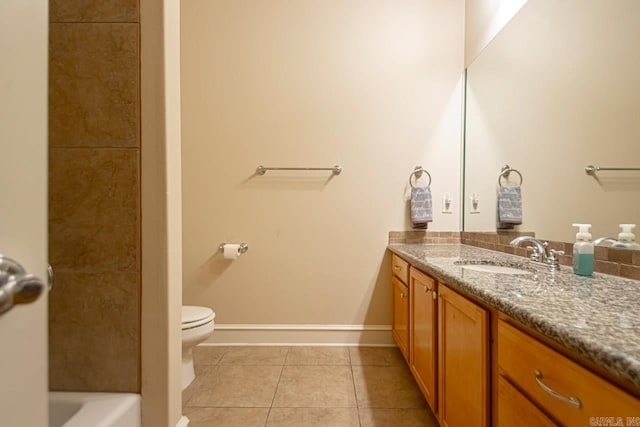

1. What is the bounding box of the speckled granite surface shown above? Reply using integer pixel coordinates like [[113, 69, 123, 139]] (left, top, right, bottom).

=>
[[388, 243, 640, 389]]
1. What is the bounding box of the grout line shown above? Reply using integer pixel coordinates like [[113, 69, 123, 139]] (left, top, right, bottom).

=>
[[264, 347, 289, 426], [347, 348, 363, 427]]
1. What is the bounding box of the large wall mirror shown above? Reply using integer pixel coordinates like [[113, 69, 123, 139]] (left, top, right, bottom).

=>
[[463, 0, 640, 245]]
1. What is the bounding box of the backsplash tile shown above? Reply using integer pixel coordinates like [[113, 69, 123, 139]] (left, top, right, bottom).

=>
[[388, 231, 461, 244]]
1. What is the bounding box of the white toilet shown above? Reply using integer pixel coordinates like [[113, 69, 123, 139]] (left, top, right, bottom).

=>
[[182, 305, 216, 390]]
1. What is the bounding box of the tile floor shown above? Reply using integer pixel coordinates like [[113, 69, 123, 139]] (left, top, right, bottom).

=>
[[183, 346, 439, 427]]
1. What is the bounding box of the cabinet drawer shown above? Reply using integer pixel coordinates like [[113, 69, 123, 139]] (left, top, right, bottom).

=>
[[498, 376, 556, 427], [498, 320, 640, 425], [391, 253, 409, 284]]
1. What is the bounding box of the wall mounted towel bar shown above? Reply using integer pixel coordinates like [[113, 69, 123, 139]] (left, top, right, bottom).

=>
[[498, 165, 523, 186], [585, 165, 640, 176], [409, 166, 431, 188], [256, 165, 342, 176]]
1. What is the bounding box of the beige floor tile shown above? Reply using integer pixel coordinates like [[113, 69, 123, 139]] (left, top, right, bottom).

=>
[[349, 347, 404, 366], [219, 346, 289, 365], [186, 365, 282, 407], [195, 363, 217, 376], [193, 345, 228, 366], [272, 366, 356, 408], [183, 365, 217, 406], [352, 366, 427, 409], [267, 408, 359, 427], [358, 408, 439, 427], [184, 407, 269, 427], [285, 347, 350, 365]]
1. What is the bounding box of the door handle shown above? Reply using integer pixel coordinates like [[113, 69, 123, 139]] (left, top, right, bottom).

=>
[[0, 254, 46, 315]]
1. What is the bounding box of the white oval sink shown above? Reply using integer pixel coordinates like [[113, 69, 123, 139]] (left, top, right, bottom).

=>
[[458, 264, 532, 275]]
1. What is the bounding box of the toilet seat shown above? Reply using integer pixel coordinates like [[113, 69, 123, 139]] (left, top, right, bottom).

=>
[[182, 305, 215, 330]]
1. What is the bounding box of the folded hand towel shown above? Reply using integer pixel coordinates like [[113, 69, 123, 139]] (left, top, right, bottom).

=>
[[497, 185, 522, 229], [411, 186, 433, 229]]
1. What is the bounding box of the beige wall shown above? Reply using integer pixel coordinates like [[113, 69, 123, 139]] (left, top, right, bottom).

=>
[[464, 0, 527, 66], [464, 0, 640, 243], [181, 0, 464, 336], [48, 0, 141, 391]]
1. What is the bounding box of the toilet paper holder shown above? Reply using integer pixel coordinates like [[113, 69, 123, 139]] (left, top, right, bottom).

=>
[[218, 242, 249, 254]]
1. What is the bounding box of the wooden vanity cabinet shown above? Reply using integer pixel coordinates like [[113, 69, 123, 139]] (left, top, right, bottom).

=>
[[438, 284, 489, 427], [391, 254, 410, 362], [497, 375, 556, 427], [391, 250, 640, 427], [498, 320, 640, 426], [392, 276, 409, 361], [409, 267, 438, 413]]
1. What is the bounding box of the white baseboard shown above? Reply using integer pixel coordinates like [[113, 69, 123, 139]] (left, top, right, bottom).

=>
[[176, 415, 189, 427], [202, 324, 394, 346]]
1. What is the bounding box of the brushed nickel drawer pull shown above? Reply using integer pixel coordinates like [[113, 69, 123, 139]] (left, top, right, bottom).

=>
[[400, 292, 406, 298], [393, 265, 401, 270], [534, 370, 582, 409]]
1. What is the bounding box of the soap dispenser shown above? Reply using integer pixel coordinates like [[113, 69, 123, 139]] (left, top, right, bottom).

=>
[[612, 224, 640, 250], [572, 224, 594, 276]]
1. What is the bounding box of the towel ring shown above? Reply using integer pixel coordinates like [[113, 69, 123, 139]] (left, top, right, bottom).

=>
[[498, 165, 523, 187], [409, 166, 431, 188]]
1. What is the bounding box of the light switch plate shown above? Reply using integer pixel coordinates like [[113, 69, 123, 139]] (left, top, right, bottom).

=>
[[442, 193, 453, 214], [469, 194, 480, 214]]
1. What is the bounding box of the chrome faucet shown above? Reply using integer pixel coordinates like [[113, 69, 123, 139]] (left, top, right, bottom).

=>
[[510, 236, 564, 270], [593, 237, 617, 247]]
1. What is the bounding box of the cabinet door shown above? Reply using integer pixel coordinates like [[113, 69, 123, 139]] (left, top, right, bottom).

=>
[[498, 376, 557, 427], [392, 276, 409, 361], [409, 268, 438, 413], [438, 284, 489, 427]]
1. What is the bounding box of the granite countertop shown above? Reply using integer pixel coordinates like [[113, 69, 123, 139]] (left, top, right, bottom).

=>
[[388, 243, 640, 389]]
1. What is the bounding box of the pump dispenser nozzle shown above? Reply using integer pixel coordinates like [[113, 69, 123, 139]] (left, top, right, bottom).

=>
[[572, 223, 592, 242], [618, 224, 637, 242]]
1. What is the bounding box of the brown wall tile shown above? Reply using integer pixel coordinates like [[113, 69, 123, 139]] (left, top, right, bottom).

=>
[[49, 148, 139, 272], [50, 0, 139, 23], [559, 255, 573, 267], [49, 270, 140, 392], [634, 250, 640, 266], [594, 246, 608, 261], [607, 248, 634, 265], [49, 23, 139, 148], [620, 265, 640, 281], [594, 260, 621, 276]]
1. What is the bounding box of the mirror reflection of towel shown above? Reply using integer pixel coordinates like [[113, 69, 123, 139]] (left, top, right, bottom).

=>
[[411, 186, 432, 229], [497, 186, 522, 229]]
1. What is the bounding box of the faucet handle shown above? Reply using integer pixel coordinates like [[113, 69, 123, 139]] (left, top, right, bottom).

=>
[[526, 246, 542, 262], [547, 249, 565, 269]]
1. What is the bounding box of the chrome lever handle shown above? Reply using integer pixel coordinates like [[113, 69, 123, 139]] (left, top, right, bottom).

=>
[[534, 369, 581, 409], [0, 255, 46, 315], [47, 264, 54, 292], [526, 246, 542, 262]]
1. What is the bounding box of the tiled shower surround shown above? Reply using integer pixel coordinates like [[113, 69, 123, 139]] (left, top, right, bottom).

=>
[[48, 0, 141, 392], [389, 231, 640, 280]]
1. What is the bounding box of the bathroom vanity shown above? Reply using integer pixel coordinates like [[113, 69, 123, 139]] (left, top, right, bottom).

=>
[[389, 244, 640, 427]]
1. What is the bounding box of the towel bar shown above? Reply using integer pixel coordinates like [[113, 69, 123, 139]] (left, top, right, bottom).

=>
[[585, 165, 640, 175], [256, 165, 342, 175], [409, 166, 432, 188], [498, 165, 523, 186]]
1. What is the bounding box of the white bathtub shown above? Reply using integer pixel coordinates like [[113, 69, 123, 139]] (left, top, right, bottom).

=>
[[49, 392, 141, 427]]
